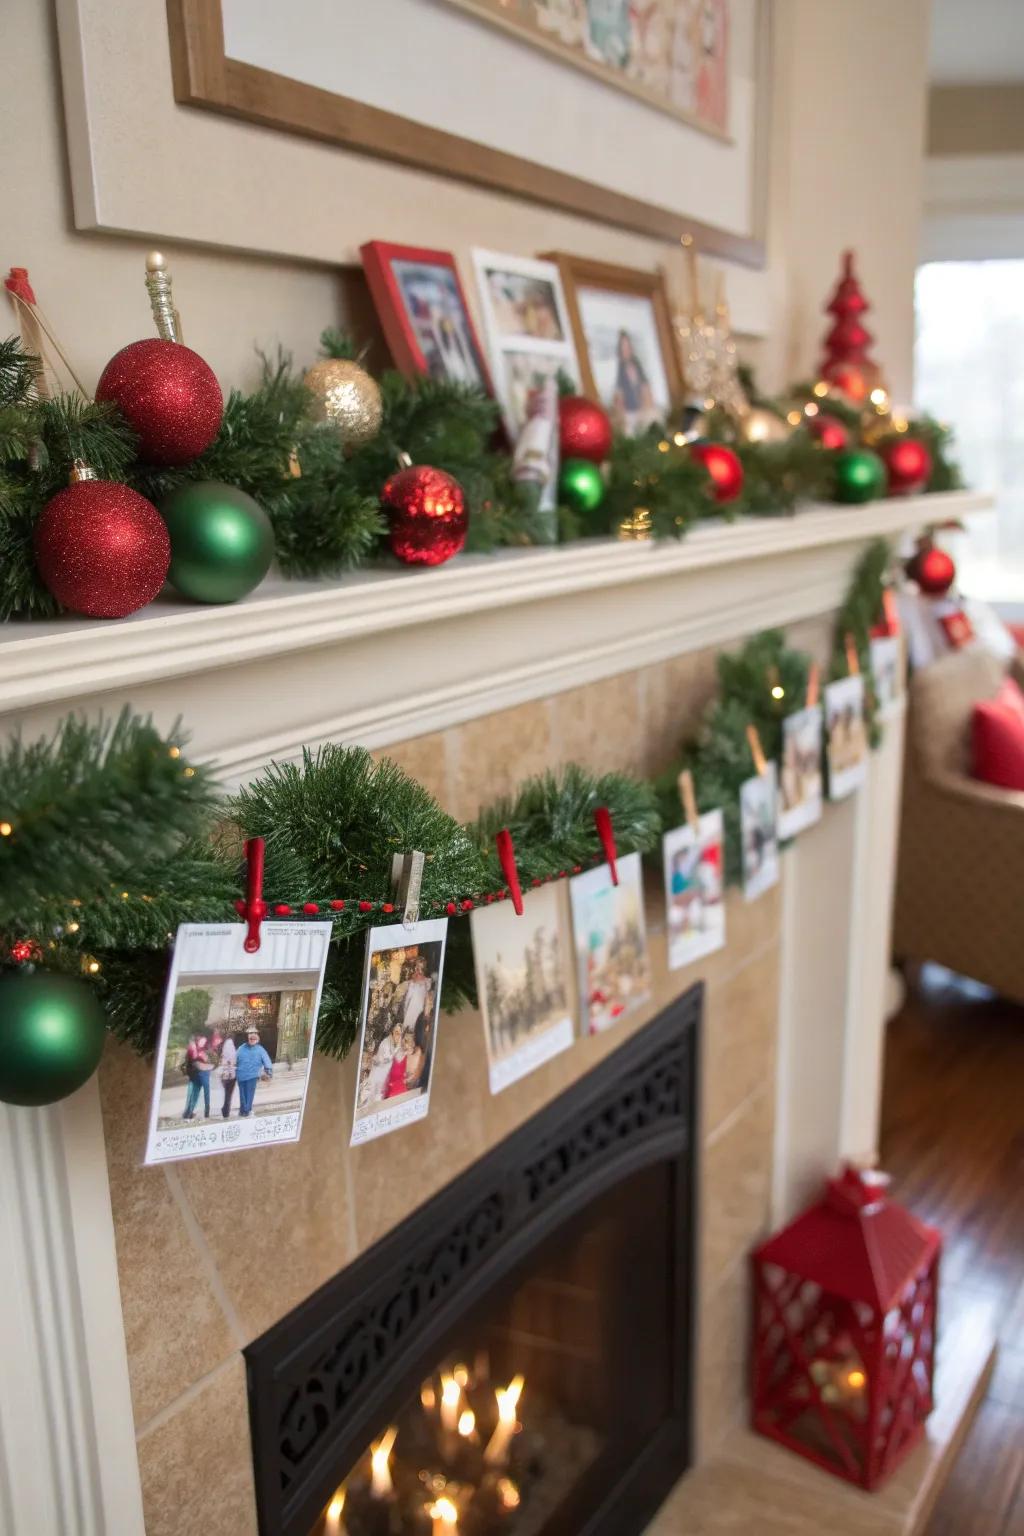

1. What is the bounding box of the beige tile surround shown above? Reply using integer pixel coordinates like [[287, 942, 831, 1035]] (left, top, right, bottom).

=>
[[98, 622, 835, 1536]]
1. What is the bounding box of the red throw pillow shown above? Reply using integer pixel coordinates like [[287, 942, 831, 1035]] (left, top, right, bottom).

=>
[[972, 677, 1024, 791]]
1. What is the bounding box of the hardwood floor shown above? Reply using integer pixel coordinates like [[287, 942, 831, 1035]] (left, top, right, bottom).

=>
[[880, 967, 1024, 1536]]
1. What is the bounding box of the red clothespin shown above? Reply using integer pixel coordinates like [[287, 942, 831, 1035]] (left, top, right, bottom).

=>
[[594, 806, 618, 886], [242, 837, 267, 953], [495, 828, 524, 916]]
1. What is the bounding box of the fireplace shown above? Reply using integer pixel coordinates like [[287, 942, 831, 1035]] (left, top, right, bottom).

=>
[[244, 985, 701, 1536]]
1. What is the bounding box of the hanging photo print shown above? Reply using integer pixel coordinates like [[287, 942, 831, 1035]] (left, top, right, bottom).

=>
[[777, 706, 824, 840], [569, 851, 650, 1035], [471, 884, 575, 1094], [662, 810, 726, 970], [351, 918, 448, 1145], [740, 763, 780, 901], [870, 635, 903, 719], [144, 921, 332, 1165], [824, 675, 869, 800]]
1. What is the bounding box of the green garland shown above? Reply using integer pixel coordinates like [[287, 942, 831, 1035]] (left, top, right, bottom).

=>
[[0, 540, 890, 1061], [0, 332, 961, 621]]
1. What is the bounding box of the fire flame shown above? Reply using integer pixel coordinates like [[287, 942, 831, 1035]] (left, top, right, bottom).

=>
[[429, 1495, 459, 1527], [370, 1425, 398, 1498], [457, 1408, 476, 1438]]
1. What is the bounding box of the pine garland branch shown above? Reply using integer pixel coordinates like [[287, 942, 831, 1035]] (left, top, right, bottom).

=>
[[0, 338, 37, 410], [603, 429, 712, 538]]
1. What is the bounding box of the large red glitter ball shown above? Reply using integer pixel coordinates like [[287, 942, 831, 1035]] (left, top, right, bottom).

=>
[[910, 545, 956, 597], [806, 413, 849, 452], [690, 441, 744, 504], [34, 480, 171, 618], [95, 338, 223, 465], [382, 464, 468, 567], [881, 436, 932, 496], [559, 395, 613, 463]]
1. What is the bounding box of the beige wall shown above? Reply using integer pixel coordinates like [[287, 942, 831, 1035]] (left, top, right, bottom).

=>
[[8, 0, 929, 404]]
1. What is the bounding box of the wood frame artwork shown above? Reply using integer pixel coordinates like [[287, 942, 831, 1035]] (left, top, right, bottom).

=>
[[166, 0, 766, 265], [545, 254, 685, 428]]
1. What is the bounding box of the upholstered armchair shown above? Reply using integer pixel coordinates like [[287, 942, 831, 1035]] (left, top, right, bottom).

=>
[[893, 646, 1024, 1004]]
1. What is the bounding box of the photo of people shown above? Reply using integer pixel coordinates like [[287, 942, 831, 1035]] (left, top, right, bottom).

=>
[[391, 259, 489, 387], [777, 706, 824, 840], [472, 249, 581, 438], [870, 635, 903, 719], [662, 809, 726, 971], [740, 763, 780, 902], [568, 851, 651, 1034], [825, 675, 869, 800], [576, 286, 673, 435], [144, 921, 331, 1165], [483, 268, 565, 341], [351, 919, 448, 1145], [471, 884, 575, 1094]]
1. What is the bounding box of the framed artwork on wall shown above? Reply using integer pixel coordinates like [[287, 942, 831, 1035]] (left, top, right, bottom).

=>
[[470, 249, 582, 438], [360, 242, 492, 390], [545, 254, 684, 434], [442, 0, 730, 140]]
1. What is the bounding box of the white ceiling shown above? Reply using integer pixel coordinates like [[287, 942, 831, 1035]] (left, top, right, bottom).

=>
[[929, 0, 1024, 84]]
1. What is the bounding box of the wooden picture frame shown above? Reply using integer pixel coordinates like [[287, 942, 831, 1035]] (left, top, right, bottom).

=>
[[545, 254, 685, 433], [360, 242, 492, 391], [166, 0, 767, 265]]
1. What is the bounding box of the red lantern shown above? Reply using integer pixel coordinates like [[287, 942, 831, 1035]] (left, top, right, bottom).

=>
[[690, 441, 744, 504], [751, 1164, 940, 1491]]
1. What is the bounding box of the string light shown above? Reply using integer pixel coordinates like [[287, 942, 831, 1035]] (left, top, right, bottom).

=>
[[183, 766, 196, 778], [66, 921, 80, 934], [812, 380, 829, 398], [0, 820, 12, 836], [168, 746, 181, 759], [869, 387, 888, 407], [657, 439, 670, 453], [673, 431, 687, 446], [771, 685, 785, 700], [804, 402, 819, 417], [786, 410, 802, 426]]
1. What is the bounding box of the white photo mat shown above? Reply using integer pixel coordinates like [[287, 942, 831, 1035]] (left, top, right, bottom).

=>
[[144, 921, 332, 1165], [471, 249, 582, 439]]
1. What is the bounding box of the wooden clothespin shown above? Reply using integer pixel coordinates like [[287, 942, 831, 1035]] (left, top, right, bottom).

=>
[[845, 632, 861, 677], [746, 724, 768, 777], [806, 662, 820, 709], [393, 851, 425, 926], [677, 769, 700, 832]]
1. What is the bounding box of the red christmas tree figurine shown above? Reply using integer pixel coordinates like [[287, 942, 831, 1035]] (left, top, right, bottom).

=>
[[818, 252, 881, 405]]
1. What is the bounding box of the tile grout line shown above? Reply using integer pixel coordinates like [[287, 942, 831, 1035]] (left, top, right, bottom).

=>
[[134, 1353, 241, 1444], [162, 1165, 248, 1349], [704, 1074, 771, 1152]]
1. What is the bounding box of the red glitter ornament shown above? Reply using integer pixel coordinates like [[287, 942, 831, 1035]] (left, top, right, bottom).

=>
[[559, 395, 613, 463], [9, 940, 40, 965], [807, 413, 849, 452], [881, 436, 932, 496], [689, 441, 744, 504], [95, 338, 223, 465], [382, 463, 467, 566], [34, 474, 170, 618], [908, 544, 956, 597]]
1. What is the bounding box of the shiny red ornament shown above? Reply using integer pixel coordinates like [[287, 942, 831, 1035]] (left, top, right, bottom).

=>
[[9, 940, 40, 965], [559, 395, 613, 463], [909, 544, 956, 597], [95, 338, 223, 465], [881, 436, 932, 496], [690, 441, 744, 504], [807, 413, 849, 452], [382, 464, 468, 566], [34, 480, 170, 618]]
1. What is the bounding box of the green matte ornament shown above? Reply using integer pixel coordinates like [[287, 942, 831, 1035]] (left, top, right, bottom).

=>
[[834, 449, 886, 505], [559, 457, 605, 516], [160, 481, 274, 603], [0, 972, 107, 1106]]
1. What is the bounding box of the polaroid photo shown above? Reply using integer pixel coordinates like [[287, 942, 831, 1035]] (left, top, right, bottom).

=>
[[870, 635, 903, 721], [471, 883, 575, 1095], [777, 706, 824, 840], [144, 921, 332, 1165], [568, 850, 651, 1035], [825, 674, 869, 800], [740, 763, 780, 902], [351, 918, 448, 1146], [662, 809, 726, 971], [471, 249, 581, 438]]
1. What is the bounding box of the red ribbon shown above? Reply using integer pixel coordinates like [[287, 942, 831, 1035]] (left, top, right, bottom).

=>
[[495, 828, 524, 916], [593, 806, 618, 885]]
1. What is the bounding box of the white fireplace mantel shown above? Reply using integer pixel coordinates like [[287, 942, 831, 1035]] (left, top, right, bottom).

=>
[[0, 489, 993, 1535], [1, 491, 989, 783]]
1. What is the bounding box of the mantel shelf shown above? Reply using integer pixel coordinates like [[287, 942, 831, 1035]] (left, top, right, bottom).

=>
[[1, 490, 991, 779]]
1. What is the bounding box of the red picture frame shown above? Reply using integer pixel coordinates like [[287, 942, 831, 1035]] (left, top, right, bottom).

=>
[[359, 241, 492, 393]]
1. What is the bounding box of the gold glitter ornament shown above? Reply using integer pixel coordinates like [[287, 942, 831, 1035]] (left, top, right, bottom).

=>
[[737, 406, 792, 445], [303, 358, 382, 447]]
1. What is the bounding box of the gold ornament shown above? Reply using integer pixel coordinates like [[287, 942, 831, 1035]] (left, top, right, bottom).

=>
[[618, 506, 653, 541], [303, 358, 383, 447], [737, 406, 792, 445]]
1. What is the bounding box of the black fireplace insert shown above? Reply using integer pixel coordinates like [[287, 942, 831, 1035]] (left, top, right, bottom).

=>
[[245, 984, 701, 1536]]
